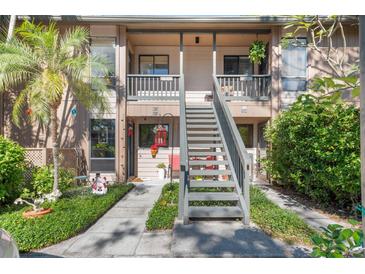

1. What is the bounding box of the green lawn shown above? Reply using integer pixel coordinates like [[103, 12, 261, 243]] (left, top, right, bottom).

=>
[[145, 183, 316, 246], [146, 182, 179, 231], [250, 186, 316, 246], [0, 183, 134, 252]]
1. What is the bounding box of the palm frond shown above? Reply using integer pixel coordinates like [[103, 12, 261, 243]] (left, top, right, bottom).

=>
[[71, 78, 111, 114], [60, 26, 89, 56], [0, 39, 39, 90], [11, 88, 29, 127]]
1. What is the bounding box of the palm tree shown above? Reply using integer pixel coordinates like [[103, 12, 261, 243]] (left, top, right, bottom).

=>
[[0, 20, 111, 197]]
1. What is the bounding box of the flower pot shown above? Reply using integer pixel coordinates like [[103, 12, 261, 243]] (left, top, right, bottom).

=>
[[22, 208, 52, 219], [158, 168, 165, 179]]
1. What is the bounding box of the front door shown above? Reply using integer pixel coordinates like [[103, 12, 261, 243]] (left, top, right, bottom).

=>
[[184, 46, 212, 91]]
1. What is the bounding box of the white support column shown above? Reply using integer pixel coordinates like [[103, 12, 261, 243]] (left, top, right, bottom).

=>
[[359, 16, 365, 253], [180, 32, 184, 75], [213, 32, 217, 76]]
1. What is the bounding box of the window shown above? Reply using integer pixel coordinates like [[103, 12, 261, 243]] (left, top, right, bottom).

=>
[[90, 37, 116, 78], [281, 38, 307, 91], [90, 119, 115, 172], [139, 124, 169, 148], [224, 56, 253, 75], [237, 124, 253, 148], [139, 55, 169, 75]]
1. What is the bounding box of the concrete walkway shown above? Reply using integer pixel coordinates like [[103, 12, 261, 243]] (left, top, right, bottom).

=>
[[25, 179, 310, 258], [253, 179, 349, 230], [171, 221, 309, 257], [26, 181, 172, 257]]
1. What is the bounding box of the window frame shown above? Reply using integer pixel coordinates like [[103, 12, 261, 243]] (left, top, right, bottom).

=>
[[89, 118, 116, 173], [236, 124, 254, 148], [280, 37, 308, 91], [138, 123, 170, 148], [223, 55, 253, 75], [89, 36, 117, 87], [138, 55, 170, 75]]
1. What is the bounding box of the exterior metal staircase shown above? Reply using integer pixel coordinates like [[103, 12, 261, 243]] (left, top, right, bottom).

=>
[[178, 75, 251, 225]]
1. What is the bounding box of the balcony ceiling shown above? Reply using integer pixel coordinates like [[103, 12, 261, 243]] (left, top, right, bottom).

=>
[[128, 33, 271, 47]]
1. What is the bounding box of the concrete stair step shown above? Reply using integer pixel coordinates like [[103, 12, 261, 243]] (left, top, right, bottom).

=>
[[189, 169, 232, 176], [187, 124, 218, 129], [189, 160, 228, 166], [187, 119, 216, 124], [190, 180, 236, 188], [188, 136, 221, 141], [188, 206, 242, 218], [188, 151, 226, 157], [188, 192, 238, 201]]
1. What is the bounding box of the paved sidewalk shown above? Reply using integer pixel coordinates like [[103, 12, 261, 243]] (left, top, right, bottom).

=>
[[25, 179, 311, 258], [26, 181, 172, 258], [172, 221, 309, 257], [253, 179, 349, 230]]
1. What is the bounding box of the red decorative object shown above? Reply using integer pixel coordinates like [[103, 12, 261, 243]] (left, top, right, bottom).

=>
[[26, 108, 32, 116], [128, 125, 133, 137], [150, 144, 159, 158], [154, 125, 167, 147], [206, 155, 217, 170]]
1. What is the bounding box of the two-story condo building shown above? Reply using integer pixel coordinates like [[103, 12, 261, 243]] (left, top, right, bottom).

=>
[[0, 15, 359, 222]]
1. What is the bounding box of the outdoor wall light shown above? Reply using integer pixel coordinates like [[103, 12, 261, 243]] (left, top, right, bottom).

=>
[[195, 36, 199, 44]]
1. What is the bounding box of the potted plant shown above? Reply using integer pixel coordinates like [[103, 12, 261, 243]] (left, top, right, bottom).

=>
[[249, 40, 266, 65], [156, 163, 166, 179]]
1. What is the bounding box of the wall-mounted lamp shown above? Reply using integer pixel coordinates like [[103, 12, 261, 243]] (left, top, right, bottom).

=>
[[195, 36, 200, 44]]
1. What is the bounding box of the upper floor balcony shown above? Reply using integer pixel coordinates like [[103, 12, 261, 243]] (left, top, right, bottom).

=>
[[125, 30, 273, 117]]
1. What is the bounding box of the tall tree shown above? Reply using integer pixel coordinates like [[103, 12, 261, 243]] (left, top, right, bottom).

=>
[[0, 20, 110, 197]]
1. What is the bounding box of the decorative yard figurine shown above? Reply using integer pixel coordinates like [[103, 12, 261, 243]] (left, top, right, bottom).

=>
[[92, 173, 108, 195], [150, 144, 159, 158]]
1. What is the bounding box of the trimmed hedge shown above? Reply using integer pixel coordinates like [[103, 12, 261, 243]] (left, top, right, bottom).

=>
[[264, 95, 360, 209], [146, 183, 178, 230], [0, 136, 26, 204], [0, 184, 134, 252]]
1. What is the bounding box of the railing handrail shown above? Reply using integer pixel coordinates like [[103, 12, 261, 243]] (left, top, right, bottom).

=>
[[213, 75, 252, 165], [213, 74, 251, 224], [178, 74, 189, 222], [127, 74, 181, 77], [216, 74, 271, 78]]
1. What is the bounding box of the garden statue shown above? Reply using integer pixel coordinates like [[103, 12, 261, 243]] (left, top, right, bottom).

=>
[[92, 173, 108, 195]]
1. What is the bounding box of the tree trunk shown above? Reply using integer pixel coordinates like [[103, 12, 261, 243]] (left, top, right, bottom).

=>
[[6, 15, 16, 42], [50, 107, 59, 194], [359, 16, 365, 256]]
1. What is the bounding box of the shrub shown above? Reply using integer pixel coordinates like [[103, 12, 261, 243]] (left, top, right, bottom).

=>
[[0, 184, 134, 252], [0, 136, 26, 204], [146, 183, 179, 230], [311, 221, 364, 258], [30, 164, 75, 195], [263, 95, 360, 209]]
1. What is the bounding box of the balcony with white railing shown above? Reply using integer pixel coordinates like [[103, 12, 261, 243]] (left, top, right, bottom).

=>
[[127, 74, 181, 101], [216, 75, 271, 101]]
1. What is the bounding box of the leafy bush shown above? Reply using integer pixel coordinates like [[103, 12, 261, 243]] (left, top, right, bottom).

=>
[[264, 95, 360, 209], [250, 186, 316, 245], [146, 183, 179, 230], [0, 136, 26, 204], [311, 221, 363, 258], [30, 164, 75, 195], [0, 184, 134, 252]]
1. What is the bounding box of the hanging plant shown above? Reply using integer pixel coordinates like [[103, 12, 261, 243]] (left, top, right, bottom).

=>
[[249, 40, 266, 65]]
